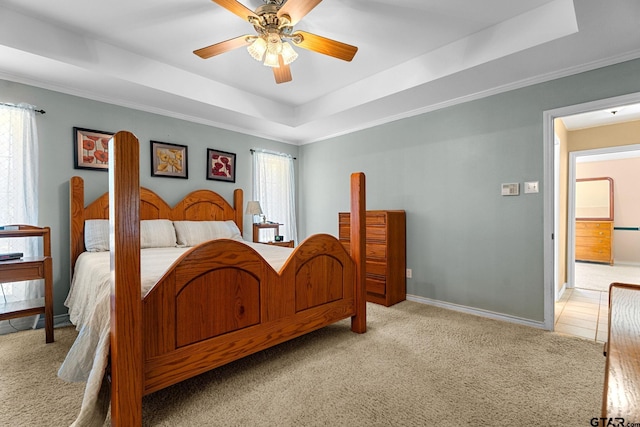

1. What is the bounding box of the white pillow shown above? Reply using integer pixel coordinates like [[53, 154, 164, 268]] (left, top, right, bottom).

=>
[[84, 219, 178, 251], [140, 219, 177, 248], [173, 220, 242, 246], [84, 219, 110, 252]]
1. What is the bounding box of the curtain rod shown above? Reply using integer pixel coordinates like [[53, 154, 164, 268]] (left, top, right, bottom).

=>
[[250, 148, 296, 160], [0, 102, 46, 114]]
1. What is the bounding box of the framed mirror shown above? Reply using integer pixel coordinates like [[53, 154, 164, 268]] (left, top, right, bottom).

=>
[[575, 177, 614, 221]]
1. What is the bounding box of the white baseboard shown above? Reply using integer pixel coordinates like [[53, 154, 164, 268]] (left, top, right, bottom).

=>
[[613, 261, 640, 267], [557, 282, 567, 301], [406, 294, 547, 330]]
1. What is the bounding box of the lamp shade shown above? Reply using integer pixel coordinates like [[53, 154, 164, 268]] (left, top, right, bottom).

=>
[[245, 201, 263, 216]]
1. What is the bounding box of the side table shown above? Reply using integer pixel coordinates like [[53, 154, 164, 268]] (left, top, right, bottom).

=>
[[0, 225, 54, 343]]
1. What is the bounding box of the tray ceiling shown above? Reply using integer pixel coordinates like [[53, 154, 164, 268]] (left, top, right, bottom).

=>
[[1, 0, 639, 144]]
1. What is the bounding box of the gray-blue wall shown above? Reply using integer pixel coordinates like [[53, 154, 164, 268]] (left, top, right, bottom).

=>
[[0, 79, 298, 316], [298, 58, 640, 323], [3, 57, 640, 325]]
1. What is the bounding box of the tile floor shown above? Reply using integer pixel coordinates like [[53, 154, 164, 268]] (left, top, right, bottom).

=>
[[555, 287, 609, 342]]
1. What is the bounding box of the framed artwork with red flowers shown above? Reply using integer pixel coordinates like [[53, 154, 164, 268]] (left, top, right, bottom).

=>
[[73, 127, 114, 171], [207, 148, 236, 183], [151, 141, 188, 179]]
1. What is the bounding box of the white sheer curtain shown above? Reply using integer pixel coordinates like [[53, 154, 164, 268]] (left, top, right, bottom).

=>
[[252, 150, 297, 244], [0, 103, 40, 333]]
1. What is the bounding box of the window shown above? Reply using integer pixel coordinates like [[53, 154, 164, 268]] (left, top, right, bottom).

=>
[[252, 150, 297, 243], [0, 103, 40, 332]]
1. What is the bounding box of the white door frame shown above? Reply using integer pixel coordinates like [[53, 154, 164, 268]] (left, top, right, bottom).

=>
[[542, 91, 640, 331]]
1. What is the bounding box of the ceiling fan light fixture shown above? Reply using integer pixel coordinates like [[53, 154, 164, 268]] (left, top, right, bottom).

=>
[[281, 42, 298, 65], [263, 50, 280, 67], [247, 37, 267, 61]]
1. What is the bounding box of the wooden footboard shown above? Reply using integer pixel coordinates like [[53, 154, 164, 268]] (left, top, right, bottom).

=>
[[142, 234, 357, 394], [107, 131, 366, 425]]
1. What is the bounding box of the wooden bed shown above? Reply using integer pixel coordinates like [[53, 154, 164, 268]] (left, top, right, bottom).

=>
[[68, 131, 367, 425]]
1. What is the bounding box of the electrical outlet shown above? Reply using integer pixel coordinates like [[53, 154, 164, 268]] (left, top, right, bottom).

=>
[[406, 268, 412, 279]]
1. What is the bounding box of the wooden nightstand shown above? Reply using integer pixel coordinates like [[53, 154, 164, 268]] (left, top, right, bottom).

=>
[[0, 225, 54, 343], [265, 240, 294, 248], [252, 223, 293, 248], [253, 222, 280, 243]]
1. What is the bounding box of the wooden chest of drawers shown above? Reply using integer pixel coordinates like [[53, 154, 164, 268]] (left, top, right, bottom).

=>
[[575, 220, 613, 265], [339, 210, 406, 306]]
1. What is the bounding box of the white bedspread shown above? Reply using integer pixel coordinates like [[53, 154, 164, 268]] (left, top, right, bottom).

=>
[[59, 241, 293, 427]]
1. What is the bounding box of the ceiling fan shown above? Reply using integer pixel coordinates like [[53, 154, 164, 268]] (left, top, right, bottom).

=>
[[194, 0, 358, 84]]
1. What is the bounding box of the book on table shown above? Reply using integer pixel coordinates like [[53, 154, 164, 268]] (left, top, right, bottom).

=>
[[0, 252, 23, 261]]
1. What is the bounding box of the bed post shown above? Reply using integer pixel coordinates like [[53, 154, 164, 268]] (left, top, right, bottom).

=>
[[234, 188, 243, 234], [350, 172, 367, 333], [69, 176, 85, 275], [109, 131, 142, 426]]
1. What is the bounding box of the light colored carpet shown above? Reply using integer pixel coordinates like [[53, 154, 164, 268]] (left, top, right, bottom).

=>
[[575, 262, 640, 292], [1, 301, 604, 426]]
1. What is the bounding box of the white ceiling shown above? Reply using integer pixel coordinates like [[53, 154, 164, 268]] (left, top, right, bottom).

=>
[[561, 103, 640, 131], [1, 0, 640, 144]]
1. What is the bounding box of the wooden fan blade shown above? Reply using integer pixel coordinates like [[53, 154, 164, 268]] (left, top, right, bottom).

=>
[[292, 31, 358, 61], [211, 0, 259, 22], [273, 55, 292, 84], [277, 0, 322, 25], [194, 35, 251, 59]]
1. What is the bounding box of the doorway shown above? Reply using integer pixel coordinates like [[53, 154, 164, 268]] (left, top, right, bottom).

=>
[[557, 145, 640, 340], [543, 92, 640, 334]]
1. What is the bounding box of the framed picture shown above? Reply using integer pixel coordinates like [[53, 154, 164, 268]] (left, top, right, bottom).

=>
[[207, 149, 236, 182], [151, 141, 188, 179], [73, 127, 114, 171]]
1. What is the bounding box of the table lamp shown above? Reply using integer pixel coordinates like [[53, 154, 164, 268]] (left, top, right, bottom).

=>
[[245, 201, 264, 223]]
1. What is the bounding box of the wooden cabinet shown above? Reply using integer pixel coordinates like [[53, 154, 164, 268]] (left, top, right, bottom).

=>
[[575, 220, 613, 265], [0, 225, 54, 343], [339, 210, 406, 307]]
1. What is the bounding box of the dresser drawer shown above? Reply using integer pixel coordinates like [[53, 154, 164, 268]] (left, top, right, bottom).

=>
[[576, 236, 611, 251], [339, 223, 387, 242], [576, 221, 612, 237], [0, 262, 45, 283], [576, 221, 611, 230], [366, 213, 387, 226], [338, 224, 350, 240], [366, 226, 386, 242], [576, 227, 611, 238], [576, 246, 611, 263], [340, 242, 388, 262], [366, 243, 386, 260], [367, 261, 386, 277], [366, 276, 386, 296]]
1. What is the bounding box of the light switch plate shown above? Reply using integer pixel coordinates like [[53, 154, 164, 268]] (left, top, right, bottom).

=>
[[524, 181, 539, 194]]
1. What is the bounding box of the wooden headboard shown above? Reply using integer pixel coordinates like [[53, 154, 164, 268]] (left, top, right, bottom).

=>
[[69, 176, 243, 272]]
